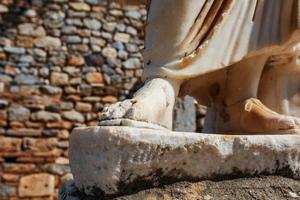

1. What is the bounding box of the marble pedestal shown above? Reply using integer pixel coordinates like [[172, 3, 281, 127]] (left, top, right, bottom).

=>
[[69, 126, 300, 198]]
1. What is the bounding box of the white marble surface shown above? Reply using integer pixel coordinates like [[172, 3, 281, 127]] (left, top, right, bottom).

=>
[[69, 126, 300, 196]]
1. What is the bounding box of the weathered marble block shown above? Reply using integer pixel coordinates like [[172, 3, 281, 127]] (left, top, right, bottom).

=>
[[69, 126, 300, 197]]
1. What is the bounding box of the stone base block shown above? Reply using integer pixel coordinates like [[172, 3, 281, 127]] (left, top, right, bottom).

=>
[[69, 126, 300, 198]]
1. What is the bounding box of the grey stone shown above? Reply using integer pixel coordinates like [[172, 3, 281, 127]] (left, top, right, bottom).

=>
[[0, 74, 12, 83], [24, 9, 37, 17], [125, 43, 139, 53], [103, 22, 116, 32], [43, 129, 60, 137], [85, 0, 99, 5], [32, 48, 47, 57], [46, 164, 71, 175], [62, 110, 85, 123], [118, 50, 128, 60], [126, 26, 138, 35], [0, 185, 16, 198], [107, 57, 122, 68], [31, 111, 61, 122], [4, 46, 25, 54], [64, 36, 81, 44], [82, 66, 96, 73], [125, 10, 141, 20], [66, 18, 83, 26], [39, 67, 50, 77], [174, 96, 197, 132], [101, 32, 113, 40], [83, 19, 101, 30], [8, 106, 30, 121], [60, 102, 74, 111], [63, 67, 80, 76], [40, 85, 62, 95], [44, 11, 65, 29], [90, 37, 106, 46], [62, 26, 77, 35], [123, 58, 141, 69], [112, 41, 124, 50], [19, 55, 34, 63], [14, 74, 39, 85], [116, 23, 126, 32]]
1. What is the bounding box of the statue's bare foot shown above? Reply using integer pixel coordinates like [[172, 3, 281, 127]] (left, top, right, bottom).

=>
[[220, 98, 300, 134], [99, 78, 179, 130]]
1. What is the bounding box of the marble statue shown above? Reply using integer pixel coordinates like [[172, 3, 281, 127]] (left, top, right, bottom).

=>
[[100, 0, 300, 134], [65, 0, 300, 198]]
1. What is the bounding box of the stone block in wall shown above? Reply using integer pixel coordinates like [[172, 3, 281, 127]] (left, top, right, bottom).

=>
[[62, 110, 85, 123], [0, 137, 22, 152], [0, 184, 16, 199], [31, 111, 61, 122], [18, 173, 55, 197], [3, 163, 38, 174], [85, 72, 104, 84], [6, 129, 42, 137], [18, 23, 46, 37], [34, 36, 61, 48], [8, 106, 30, 121], [50, 72, 69, 86], [69, 2, 91, 11], [22, 137, 58, 153], [16, 36, 34, 48]]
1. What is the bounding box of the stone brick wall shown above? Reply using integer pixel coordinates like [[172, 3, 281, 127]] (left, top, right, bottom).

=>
[[0, 0, 205, 199], [0, 1, 147, 199]]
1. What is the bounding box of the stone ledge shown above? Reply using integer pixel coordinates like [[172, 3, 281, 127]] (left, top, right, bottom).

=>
[[69, 126, 300, 198]]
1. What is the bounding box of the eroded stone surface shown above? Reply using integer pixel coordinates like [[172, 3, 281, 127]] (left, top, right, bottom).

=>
[[69, 126, 300, 197]]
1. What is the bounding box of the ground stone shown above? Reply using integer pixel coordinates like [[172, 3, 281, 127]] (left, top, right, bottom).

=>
[[60, 176, 300, 200]]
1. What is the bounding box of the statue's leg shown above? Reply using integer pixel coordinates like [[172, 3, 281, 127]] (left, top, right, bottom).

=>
[[258, 45, 300, 118], [99, 0, 205, 130], [217, 54, 300, 134]]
